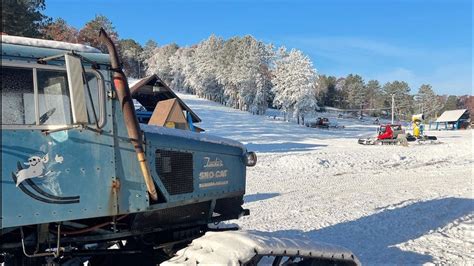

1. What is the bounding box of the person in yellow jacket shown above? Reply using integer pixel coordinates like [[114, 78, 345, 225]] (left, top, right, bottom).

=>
[[413, 121, 420, 138], [412, 114, 424, 138]]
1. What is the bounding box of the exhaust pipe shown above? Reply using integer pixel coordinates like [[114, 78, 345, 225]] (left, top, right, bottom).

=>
[[98, 28, 158, 201]]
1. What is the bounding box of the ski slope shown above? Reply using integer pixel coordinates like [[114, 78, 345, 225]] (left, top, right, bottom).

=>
[[177, 92, 474, 265]]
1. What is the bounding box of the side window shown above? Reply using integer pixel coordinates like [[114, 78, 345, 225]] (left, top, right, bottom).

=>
[[37, 69, 73, 125], [84, 72, 100, 124], [1, 67, 35, 125]]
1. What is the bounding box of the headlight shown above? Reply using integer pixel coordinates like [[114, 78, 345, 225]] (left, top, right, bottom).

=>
[[244, 151, 257, 167]]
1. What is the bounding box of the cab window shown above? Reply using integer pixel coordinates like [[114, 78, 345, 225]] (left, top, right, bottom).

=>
[[1, 65, 101, 126], [37, 69, 73, 125], [1, 67, 35, 125]]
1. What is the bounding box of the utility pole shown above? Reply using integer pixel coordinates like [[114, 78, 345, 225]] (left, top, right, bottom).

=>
[[391, 94, 395, 124]]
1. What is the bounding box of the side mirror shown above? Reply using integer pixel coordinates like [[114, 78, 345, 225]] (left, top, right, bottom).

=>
[[65, 54, 88, 124]]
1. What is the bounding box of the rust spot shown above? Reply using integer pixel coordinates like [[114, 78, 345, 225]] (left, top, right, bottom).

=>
[[109, 178, 121, 214], [112, 179, 121, 191]]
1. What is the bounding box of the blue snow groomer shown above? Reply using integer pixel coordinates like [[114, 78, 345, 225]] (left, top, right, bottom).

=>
[[0, 31, 256, 265]]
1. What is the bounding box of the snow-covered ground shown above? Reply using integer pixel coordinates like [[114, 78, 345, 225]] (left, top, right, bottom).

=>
[[177, 92, 473, 265]]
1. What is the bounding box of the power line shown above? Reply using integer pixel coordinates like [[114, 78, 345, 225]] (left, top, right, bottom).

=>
[[322, 104, 414, 112]]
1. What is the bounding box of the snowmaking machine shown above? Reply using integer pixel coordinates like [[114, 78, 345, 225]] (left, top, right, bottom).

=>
[[406, 114, 438, 144], [0, 31, 360, 265]]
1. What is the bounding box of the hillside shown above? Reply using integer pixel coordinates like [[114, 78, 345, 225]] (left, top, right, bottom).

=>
[[177, 92, 473, 265]]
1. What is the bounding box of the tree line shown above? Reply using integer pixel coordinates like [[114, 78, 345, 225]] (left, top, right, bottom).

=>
[[2, 3, 470, 123]]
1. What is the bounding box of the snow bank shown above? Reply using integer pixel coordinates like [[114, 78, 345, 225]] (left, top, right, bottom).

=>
[[1, 35, 101, 53], [162, 230, 360, 265]]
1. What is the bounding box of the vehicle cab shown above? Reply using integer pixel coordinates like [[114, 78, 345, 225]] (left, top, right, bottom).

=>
[[1, 35, 253, 232]]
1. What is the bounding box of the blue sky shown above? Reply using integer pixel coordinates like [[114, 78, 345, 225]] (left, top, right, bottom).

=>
[[45, 0, 472, 95]]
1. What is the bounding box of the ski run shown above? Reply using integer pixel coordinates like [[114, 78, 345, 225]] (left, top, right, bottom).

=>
[[176, 92, 473, 265]]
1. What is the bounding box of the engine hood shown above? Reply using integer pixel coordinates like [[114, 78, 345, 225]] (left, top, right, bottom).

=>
[[140, 124, 246, 156]]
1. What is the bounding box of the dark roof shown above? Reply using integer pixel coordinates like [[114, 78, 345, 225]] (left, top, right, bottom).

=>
[[130, 74, 201, 123]]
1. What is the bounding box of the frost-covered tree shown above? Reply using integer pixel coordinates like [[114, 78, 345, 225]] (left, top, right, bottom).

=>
[[272, 47, 291, 116], [168, 48, 185, 91], [118, 39, 143, 78], [144, 43, 179, 83], [333, 78, 347, 108], [250, 69, 273, 115], [415, 84, 442, 119], [140, 40, 158, 62], [219, 36, 273, 111], [141, 34, 324, 121], [186, 35, 223, 101], [273, 48, 318, 123]]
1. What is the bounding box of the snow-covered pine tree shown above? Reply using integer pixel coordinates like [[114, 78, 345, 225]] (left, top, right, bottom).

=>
[[273, 48, 318, 123], [118, 39, 143, 78], [169, 47, 195, 92], [272, 47, 291, 119], [232, 36, 273, 111], [144, 43, 179, 84], [216, 37, 240, 107], [334, 78, 347, 108], [140, 40, 158, 64], [187, 35, 223, 101]]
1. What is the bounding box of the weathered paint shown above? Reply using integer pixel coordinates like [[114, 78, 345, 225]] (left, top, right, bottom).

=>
[[1, 42, 248, 229]]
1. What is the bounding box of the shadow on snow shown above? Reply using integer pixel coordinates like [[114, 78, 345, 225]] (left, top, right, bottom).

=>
[[244, 192, 281, 203], [254, 197, 473, 264], [245, 143, 327, 153]]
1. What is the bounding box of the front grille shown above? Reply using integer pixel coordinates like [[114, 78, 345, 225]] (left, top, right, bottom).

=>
[[155, 149, 194, 195]]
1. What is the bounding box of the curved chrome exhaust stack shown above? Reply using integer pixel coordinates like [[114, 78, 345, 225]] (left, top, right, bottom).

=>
[[98, 28, 158, 201]]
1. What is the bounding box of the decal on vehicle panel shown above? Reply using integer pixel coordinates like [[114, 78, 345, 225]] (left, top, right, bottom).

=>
[[11, 152, 80, 204], [203, 157, 224, 168], [16, 154, 50, 186], [199, 156, 229, 188]]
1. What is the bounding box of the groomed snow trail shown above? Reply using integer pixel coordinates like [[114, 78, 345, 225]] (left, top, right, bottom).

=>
[[177, 92, 473, 265]]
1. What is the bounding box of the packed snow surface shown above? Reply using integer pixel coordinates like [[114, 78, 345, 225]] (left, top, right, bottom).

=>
[[177, 92, 473, 265]]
